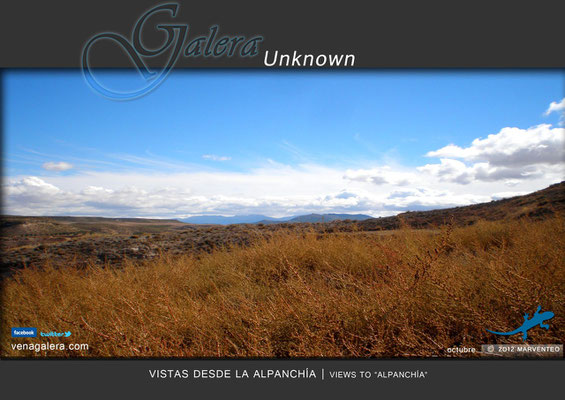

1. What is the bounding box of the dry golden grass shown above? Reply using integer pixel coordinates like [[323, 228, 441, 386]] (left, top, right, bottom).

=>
[[1, 217, 564, 358]]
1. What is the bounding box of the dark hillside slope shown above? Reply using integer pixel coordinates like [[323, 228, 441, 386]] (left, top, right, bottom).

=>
[[359, 181, 565, 231]]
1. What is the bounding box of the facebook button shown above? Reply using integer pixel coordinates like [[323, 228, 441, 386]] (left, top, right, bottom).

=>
[[11, 327, 37, 338]]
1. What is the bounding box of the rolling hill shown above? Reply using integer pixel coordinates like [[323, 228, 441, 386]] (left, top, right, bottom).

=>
[[358, 181, 565, 231]]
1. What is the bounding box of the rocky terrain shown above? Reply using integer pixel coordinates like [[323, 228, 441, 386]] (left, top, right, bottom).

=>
[[0, 221, 264, 276]]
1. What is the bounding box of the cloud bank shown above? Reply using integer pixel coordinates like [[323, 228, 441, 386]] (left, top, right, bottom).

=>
[[419, 123, 564, 185]]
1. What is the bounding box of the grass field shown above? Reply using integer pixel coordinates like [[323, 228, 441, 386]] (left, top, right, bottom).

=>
[[1, 216, 564, 357]]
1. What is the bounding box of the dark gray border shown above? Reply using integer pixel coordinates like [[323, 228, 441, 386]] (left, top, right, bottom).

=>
[[2, 0, 565, 68], [1, 359, 564, 398]]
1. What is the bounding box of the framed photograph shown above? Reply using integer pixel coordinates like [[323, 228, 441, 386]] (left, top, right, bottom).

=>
[[1, 1, 564, 398]]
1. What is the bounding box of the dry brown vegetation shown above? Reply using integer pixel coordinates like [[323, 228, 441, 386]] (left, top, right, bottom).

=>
[[2, 215, 564, 358]]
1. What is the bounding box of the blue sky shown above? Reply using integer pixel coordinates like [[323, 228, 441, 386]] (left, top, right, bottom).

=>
[[3, 70, 565, 218]]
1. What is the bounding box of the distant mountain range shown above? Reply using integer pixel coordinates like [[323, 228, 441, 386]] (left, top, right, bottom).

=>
[[178, 182, 565, 226], [178, 214, 284, 225], [178, 213, 373, 225], [259, 213, 373, 224]]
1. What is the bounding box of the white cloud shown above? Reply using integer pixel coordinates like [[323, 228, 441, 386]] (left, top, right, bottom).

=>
[[544, 98, 565, 116], [417, 159, 474, 184], [420, 122, 565, 185], [4, 176, 63, 210], [42, 161, 73, 171], [202, 154, 231, 161], [343, 166, 414, 186], [426, 124, 564, 167], [6, 176, 61, 196], [418, 159, 559, 185]]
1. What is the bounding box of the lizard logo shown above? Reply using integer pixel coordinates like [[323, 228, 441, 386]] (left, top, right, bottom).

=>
[[486, 305, 554, 341]]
